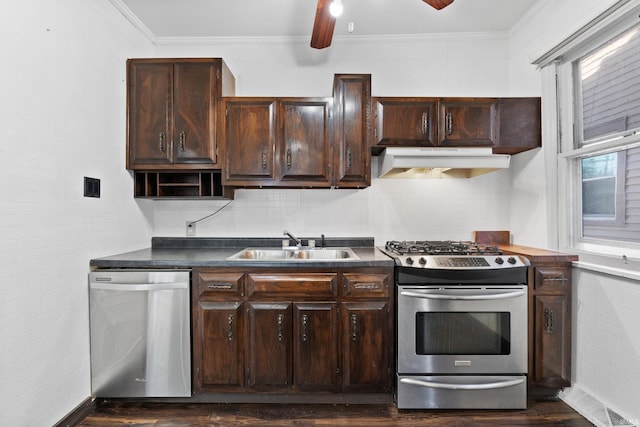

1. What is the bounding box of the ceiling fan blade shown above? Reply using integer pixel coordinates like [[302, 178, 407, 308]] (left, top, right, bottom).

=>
[[423, 0, 454, 10], [310, 0, 336, 49]]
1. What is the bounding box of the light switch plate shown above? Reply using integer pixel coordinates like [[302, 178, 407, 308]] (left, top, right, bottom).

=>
[[84, 177, 100, 198]]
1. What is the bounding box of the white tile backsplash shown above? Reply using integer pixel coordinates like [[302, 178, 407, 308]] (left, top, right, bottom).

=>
[[152, 170, 513, 243]]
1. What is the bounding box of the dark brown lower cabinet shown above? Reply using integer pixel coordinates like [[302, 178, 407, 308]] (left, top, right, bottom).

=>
[[341, 301, 390, 392], [194, 301, 244, 389], [530, 265, 573, 390], [192, 267, 393, 397], [499, 245, 577, 396]]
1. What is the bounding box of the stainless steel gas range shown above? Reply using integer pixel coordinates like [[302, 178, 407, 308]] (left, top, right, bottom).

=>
[[380, 241, 529, 410]]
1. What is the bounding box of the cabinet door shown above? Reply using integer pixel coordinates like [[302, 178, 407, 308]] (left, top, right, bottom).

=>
[[173, 62, 217, 164], [532, 294, 571, 387], [246, 302, 292, 389], [224, 98, 278, 185], [293, 302, 339, 391], [374, 98, 437, 147], [495, 98, 541, 154], [438, 99, 497, 147], [279, 99, 332, 187], [332, 75, 371, 188], [127, 61, 173, 167], [341, 301, 391, 392], [192, 301, 243, 391]]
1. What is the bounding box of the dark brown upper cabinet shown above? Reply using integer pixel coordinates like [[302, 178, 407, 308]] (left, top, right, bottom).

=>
[[373, 96, 540, 155], [332, 74, 372, 188], [438, 98, 497, 147], [223, 97, 332, 188], [223, 74, 371, 189], [373, 98, 438, 149], [127, 58, 235, 170]]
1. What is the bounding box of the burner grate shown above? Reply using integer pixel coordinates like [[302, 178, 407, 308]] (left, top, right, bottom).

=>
[[385, 240, 502, 256]]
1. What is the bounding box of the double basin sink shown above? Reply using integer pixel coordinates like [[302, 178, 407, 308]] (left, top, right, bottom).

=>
[[228, 247, 359, 261]]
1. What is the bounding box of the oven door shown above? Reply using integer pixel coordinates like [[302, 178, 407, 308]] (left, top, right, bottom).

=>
[[397, 285, 527, 375]]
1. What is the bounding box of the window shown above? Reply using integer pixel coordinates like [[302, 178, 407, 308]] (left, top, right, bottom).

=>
[[562, 21, 640, 249]]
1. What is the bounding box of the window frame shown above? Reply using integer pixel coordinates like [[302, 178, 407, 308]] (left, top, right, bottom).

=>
[[554, 8, 640, 266]]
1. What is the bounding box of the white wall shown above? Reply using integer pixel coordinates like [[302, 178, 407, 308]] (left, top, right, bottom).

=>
[[0, 1, 154, 425], [507, 0, 640, 424]]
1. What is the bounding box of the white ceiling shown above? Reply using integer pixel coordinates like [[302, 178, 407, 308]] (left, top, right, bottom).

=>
[[116, 0, 540, 40]]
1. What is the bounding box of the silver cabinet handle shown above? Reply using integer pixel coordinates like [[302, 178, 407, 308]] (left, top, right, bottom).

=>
[[400, 377, 524, 391], [301, 314, 309, 343], [227, 314, 234, 341], [277, 314, 285, 342], [544, 308, 554, 333], [350, 313, 357, 341], [446, 112, 453, 135], [206, 283, 233, 289], [421, 112, 429, 135], [346, 148, 353, 169], [400, 289, 526, 301], [179, 131, 186, 151], [159, 132, 166, 152], [286, 148, 292, 169], [262, 150, 267, 170]]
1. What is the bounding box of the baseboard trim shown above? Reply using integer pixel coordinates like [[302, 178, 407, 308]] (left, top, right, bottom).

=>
[[53, 397, 96, 427]]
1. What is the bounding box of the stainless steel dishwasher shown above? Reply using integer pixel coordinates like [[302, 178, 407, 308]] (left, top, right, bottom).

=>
[[89, 270, 191, 397]]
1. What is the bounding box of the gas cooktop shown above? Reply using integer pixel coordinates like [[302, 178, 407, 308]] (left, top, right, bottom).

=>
[[381, 240, 527, 270], [384, 240, 502, 256]]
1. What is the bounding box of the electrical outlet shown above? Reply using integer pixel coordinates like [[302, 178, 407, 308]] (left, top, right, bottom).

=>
[[186, 221, 196, 237]]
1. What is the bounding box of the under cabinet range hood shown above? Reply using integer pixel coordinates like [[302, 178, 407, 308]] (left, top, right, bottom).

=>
[[377, 147, 510, 179]]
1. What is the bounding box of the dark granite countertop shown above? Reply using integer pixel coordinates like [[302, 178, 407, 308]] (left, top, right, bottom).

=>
[[90, 237, 395, 269]]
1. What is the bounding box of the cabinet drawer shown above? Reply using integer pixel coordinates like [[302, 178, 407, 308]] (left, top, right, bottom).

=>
[[195, 271, 244, 297], [342, 273, 390, 298], [533, 267, 570, 293], [246, 273, 338, 298]]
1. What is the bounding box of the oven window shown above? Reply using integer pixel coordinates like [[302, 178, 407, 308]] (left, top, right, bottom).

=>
[[416, 312, 511, 355]]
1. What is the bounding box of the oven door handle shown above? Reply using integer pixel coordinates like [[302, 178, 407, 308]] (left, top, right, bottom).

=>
[[399, 377, 525, 390], [400, 289, 526, 300]]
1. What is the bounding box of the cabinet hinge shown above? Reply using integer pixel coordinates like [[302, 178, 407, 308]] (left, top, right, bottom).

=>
[[216, 68, 220, 80]]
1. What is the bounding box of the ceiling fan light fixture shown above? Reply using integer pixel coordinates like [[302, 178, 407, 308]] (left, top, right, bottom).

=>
[[329, 0, 343, 17]]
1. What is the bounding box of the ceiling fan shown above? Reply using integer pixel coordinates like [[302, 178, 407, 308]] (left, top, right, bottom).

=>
[[310, 0, 454, 49]]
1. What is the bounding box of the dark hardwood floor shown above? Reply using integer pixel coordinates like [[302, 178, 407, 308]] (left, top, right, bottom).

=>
[[76, 398, 593, 426]]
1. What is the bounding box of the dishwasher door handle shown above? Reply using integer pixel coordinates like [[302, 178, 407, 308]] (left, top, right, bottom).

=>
[[90, 282, 188, 291]]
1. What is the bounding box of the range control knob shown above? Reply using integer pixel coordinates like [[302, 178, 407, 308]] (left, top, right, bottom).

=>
[[406, 257, 414, 265], [507, 256, 517, 265], [495, 257, 504, 265], [419, 257, 427, 265]]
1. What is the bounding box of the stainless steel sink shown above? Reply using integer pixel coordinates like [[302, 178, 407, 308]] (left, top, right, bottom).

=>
[[227, 248, 359, 261]]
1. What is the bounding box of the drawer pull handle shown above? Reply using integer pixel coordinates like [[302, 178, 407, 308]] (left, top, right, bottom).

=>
[[354, 283, 378, 290], [207, 283, 233, 289], [544, 308, 554, 333]]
